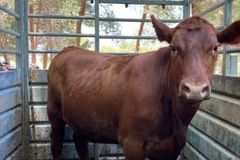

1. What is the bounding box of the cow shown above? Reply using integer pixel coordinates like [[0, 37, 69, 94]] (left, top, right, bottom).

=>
[[47, 15, 240, 160]]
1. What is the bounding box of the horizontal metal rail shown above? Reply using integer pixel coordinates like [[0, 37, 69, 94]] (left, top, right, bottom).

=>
[[29, 32, 157, 39], [0, 49, 21, 54], [28, 14, 95, 20], [28, 32, 95, 37], [28, 14, 181, 23], [226, 48, 240, 54], [28, 50, 138, 55], [100, 35, 157, 39], [100, 18, 180, 23], [99, 0, 184, 5], [0, 6, 20, 19], [28, 49, 60, 53], [0, 28, 21, 37], [199, 1, 225, 16]]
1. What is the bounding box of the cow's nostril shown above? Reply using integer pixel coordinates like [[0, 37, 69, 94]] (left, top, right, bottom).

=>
[[202, 85, 209, 93], [182, 84, 190, 93]]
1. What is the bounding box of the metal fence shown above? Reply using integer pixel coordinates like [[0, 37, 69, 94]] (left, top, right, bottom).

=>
[[0, 0, 28, 159]]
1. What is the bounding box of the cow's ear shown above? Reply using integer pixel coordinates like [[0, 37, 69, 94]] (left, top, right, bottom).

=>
[[217, 20, 240, 44], [151, 15, 173, 43]]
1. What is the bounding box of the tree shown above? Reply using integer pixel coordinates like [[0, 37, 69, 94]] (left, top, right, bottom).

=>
[[135, 5, 148, 53], [76, 0, 87, 47]]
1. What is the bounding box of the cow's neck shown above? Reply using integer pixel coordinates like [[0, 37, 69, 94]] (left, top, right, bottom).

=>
[[174, 98, 199, 126]]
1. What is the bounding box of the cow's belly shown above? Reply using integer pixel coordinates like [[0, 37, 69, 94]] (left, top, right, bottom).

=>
[[61, 96, 120, 144]]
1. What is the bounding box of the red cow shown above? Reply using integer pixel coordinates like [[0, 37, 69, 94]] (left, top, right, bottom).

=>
[[47, 15, 240, 160]]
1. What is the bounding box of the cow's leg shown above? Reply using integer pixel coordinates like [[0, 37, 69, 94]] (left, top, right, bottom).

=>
[[73, 133, 89, 160], [49, 119, 65, 160], [48, 96, 65, 160], [122, 137, 145, 160]]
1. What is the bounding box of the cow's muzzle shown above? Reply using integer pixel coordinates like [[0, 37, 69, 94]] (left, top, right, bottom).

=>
[[179, 82, 210, 103]]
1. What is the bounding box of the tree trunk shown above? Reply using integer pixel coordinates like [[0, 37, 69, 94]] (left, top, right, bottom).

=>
[[135, 6, 148, 53], [49, 19, 55, 63], [76, 0, 87, 47], [3, 54, 9, 63]]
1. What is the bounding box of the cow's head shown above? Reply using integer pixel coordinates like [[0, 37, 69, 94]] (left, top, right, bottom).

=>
[[151, 15, 240, 105]]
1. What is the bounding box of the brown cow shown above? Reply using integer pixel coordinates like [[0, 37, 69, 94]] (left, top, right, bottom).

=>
[[47, 15, 240, 160]]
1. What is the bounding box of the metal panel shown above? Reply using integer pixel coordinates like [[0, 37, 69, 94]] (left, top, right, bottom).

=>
[[5, 146, 22, 160], [29, 105, 48, 122], [0, 87, 21, 113], [0, 127, 22, 159], [187, 126, 239, 160], [0, 70, 21, 90], [191, 110, 240, 156], [0, 107, 22, 138], [30, 124, 73, 142], [200, 93, 240, 127], [0, 0, 25, 159], [212, 75, 240, 98], [183, 143, 207, 160]]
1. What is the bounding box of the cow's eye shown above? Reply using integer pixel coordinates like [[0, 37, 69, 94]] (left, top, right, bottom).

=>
[[213, 46, 219, 53], [171, 46, 177, 54]]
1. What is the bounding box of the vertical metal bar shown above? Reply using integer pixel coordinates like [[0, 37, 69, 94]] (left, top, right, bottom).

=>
[[183, 0, 190, 19], [95, 0, 100, 52], [94, 1, 100, 159], [15, 0, 30, 159], [223, 0, 233, 76]]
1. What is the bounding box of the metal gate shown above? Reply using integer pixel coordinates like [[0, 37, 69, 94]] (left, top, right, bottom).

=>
[[0, 0, 28, 159], [27, 0, 190, 159], [0, 0, 240, 160]]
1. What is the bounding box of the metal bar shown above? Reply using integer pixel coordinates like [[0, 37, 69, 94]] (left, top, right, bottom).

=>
[[183, 0, 190, 19], [199, 1, 225, 16], [28, 14, 95, 20], [95, 0, 100, 52], [226, 48, 240, 53], [0, 49, 21, 54], [100, 17, 181, 23], [0, 28, 21, 37], [28, 50, 143, 55], [29, 33, 157, 39], [224, 0, 232, 26], [222, 0, 233, 76], [99, 0, 184, 5], [0, 6, 20, 18], [28, 14, 181, 23], [15, 0, 30, 159], [94, 0, 100, 159], [28, 49, 60, 54], [28, 32, 95, 37], [100, 35, 157, 39]]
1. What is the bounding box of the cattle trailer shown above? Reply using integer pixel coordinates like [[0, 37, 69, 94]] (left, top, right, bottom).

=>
[[0, 0, 239, 159]]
